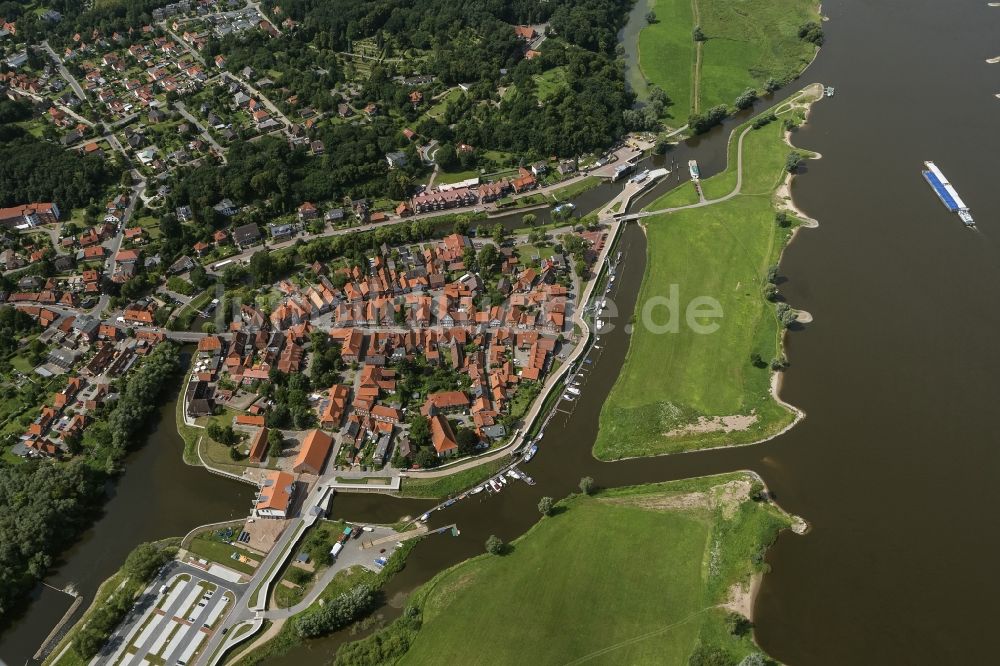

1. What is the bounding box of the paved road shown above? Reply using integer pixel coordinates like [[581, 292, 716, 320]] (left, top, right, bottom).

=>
[[41, 40, 89, 105], [262, 526, 398, 621], [197, 499, 323, 664], [166, 26, 208, 67], [220, 72, 293, 130], [175, 100, 227, 161], [204, 173, 594, 275], [620, 85, 822, 223], [9, 85, 93, 128]]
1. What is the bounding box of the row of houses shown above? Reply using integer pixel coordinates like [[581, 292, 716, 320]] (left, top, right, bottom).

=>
[[405, 167, 538, 215]]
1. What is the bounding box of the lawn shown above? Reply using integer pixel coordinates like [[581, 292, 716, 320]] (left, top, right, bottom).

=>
[[434, 168, 480, 186], [548, 175, 600, 202], [271, 519, 347, 608], [532, 66, 568, 102], [594, 95, 813, 459], [187, 532, 259, 575], [400, 457, 508, 499], [344, 474, 792, 666], [697, 0, 820, 110], [170, 287, 214, 331], [645, 180, 701, 209], [637, 0, 820, 118], [637, 0, 696, 121], [424, 87, 462, 120]]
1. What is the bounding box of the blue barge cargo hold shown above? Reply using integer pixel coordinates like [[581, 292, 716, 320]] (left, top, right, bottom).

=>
[[922, 161, 974, 227]]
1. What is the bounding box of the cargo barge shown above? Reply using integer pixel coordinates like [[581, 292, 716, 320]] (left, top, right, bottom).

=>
[[922, 161, 974, 227]]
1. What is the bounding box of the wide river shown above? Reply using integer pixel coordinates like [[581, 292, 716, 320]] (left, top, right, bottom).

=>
[[4, 0, 1000, 663]]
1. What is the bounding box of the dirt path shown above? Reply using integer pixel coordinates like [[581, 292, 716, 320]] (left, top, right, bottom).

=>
[[691, 0, 702, 113], [629, 83, 824, 220]]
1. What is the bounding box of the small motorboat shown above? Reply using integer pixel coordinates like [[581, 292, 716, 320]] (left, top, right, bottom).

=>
[[524, 444, 538, 462], [489, 479, 503, 493], [521, 475, 536, 485], [469, 485, 484, 495]]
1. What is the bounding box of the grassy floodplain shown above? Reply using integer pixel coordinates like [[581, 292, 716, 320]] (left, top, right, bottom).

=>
[[335, 474, 794, 666], [638, 0, 820, 118], [594, 89, 819, 459]]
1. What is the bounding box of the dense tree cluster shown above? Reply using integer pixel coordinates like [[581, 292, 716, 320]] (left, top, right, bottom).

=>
[[102, 343, 182, 461], [74, 542, 171, 659], [170, 133, 395, 216], [12, 0, 167, 45], [309, 330, 343, 388], [0, 125, 121, 212], [0, 461, 104, 617], [333, 605, 423, 666], [293, 583, 375, 637], [798, 21, 825, 46], [265, 370, 316, 429], [205, 32, 342, 112], [0, 306, 40, 358], [688, 105, 729, 135], [444, 44, 631, 157]]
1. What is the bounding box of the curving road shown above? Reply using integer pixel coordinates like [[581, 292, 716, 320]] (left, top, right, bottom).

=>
[[620, 84, 823, 222]]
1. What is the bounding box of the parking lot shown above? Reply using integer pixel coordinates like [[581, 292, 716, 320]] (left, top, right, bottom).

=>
[[107, 569, 238, 666]]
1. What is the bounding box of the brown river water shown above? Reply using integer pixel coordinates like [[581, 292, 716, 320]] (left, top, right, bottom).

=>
[[4, 0, 1000, 663]]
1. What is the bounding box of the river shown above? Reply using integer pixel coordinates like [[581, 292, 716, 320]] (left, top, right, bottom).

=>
[[273, 1, 1000, 663], [6, 0, 1000, 663], [0, 366, 254, 665]]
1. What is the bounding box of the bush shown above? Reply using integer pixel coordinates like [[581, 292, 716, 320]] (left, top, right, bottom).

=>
[[785, 152, 803, 173], [734, 88, 758, 111], [798, 21, 825, 46], [688, 105, 728, 135], [287, 567, 314, 586], [538, 497, 554, 516], [123, 542, 168, 582], [579, 476, 595, 495], [751, 113, 776, 130], [485, 535, 504, 555], [688, 645, 735, 666], [334, 606, 423, 666]]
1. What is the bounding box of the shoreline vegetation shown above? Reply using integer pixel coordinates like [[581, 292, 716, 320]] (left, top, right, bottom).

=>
[[44, 540, 179, 666], [594, 85, 822, 460], [223, 538, 419, 666], [333, 473, 797, 666], [637, 0, 822, 121]]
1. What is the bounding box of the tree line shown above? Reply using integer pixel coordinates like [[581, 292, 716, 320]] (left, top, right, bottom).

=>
[[0, 341, 181, 620]]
